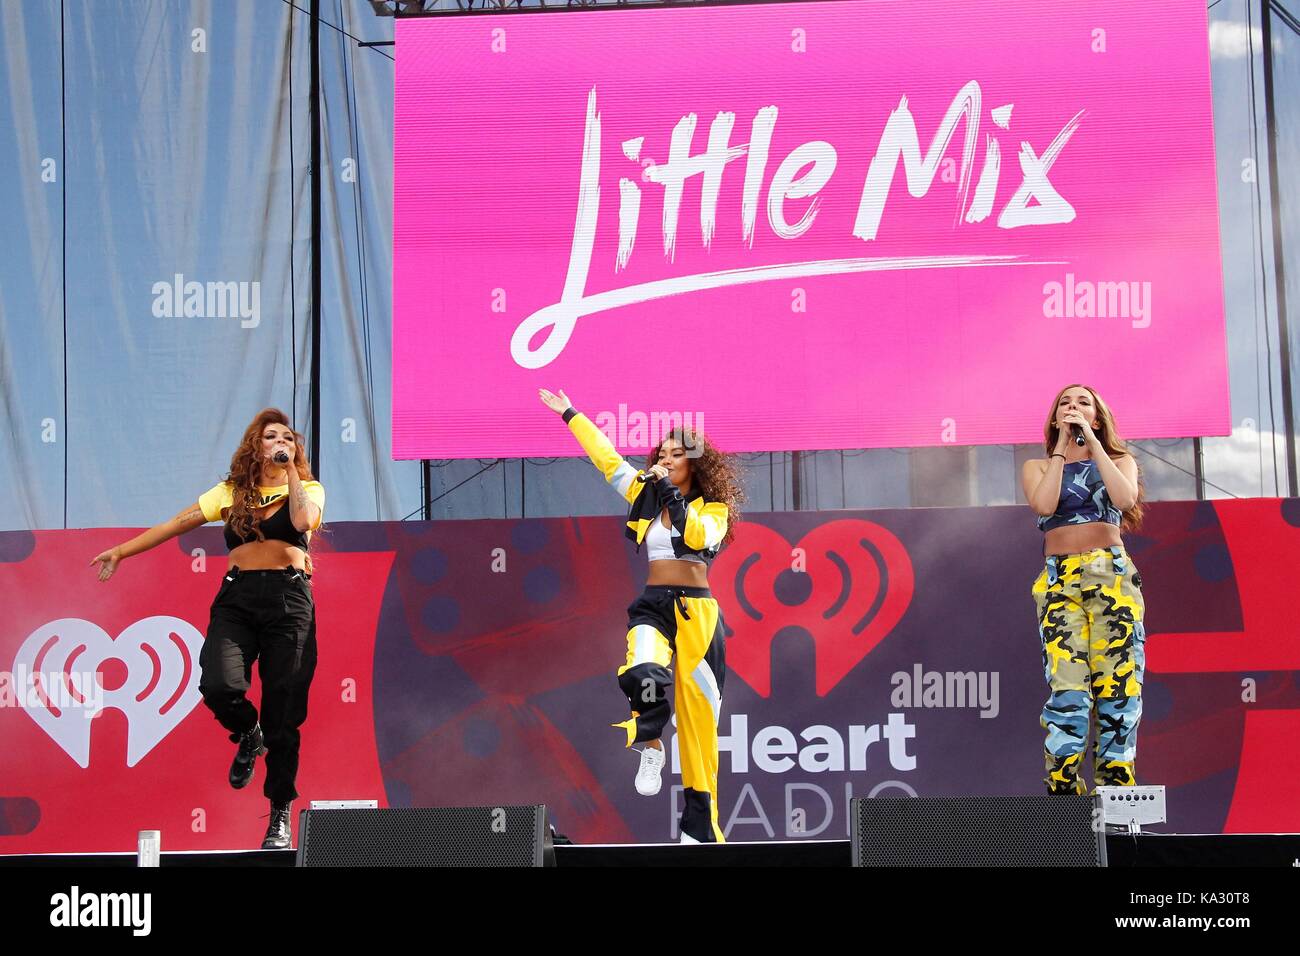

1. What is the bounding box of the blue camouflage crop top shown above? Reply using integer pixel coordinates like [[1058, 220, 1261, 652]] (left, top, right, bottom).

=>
[[1038, 459, 1123, 532]]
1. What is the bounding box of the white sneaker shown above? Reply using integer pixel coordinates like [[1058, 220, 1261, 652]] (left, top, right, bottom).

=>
[[634, 744, 666, 796], [679, 830, 701, 845]]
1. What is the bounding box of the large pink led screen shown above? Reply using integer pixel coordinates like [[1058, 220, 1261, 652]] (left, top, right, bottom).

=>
[[393, 0, 1226, 458]]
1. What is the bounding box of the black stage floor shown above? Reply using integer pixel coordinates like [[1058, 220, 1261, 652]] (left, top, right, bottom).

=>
[[2, 833, 1298, 867]]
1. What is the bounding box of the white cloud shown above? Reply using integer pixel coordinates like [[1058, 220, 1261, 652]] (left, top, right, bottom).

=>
[[1200, 426, 1288, 498], [1208, 20, 1279, 60]]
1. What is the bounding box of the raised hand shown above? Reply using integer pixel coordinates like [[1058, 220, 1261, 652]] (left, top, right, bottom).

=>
[[538, 388, 572, 415]]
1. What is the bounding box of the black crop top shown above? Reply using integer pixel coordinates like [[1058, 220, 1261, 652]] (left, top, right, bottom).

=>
[[223, 501, 309, 551], [199, 480, 325, 551]]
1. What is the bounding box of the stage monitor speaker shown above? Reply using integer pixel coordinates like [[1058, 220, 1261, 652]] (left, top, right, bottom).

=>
[[296, 805, 554, 867], [850, 795, 1105, 867]]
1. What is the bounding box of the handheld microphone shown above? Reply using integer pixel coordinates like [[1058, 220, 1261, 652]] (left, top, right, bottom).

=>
[[273, 450, 290, 464], [1071, 425, 1086, 447], [636, 472, 652, 483]]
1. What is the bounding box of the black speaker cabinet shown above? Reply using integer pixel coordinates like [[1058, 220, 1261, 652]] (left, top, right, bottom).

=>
[[850, 795, 1106, 867], [296, 805, 554, 867]]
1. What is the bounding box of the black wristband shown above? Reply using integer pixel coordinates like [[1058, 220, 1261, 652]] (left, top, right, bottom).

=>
[[561, 406, 578, 424], [1050, 453, 1066, 460]]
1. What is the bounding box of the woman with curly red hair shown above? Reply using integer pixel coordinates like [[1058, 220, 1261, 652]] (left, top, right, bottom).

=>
[[1021, 385, 1146, 796], [91, 408, 324, 849], [540, 388, 743, 844]]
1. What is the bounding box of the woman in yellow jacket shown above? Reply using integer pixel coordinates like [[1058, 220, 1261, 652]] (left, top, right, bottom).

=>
[[540, 388, 743, 843]]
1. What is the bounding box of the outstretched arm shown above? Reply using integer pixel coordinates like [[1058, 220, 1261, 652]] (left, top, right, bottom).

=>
[[540, 388, 645, 504], [90, 502, 209, 582]]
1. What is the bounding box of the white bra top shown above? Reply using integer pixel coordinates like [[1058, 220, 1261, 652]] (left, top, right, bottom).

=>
[[644, 514, 707, 564]]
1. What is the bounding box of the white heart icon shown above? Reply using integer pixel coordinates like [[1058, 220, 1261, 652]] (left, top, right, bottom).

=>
[[13, 617, 205, 768]]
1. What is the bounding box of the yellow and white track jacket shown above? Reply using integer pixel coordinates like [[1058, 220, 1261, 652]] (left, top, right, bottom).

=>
[[563, 407, 729, 562]]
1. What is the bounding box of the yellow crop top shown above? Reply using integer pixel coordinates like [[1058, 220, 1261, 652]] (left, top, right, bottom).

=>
[[198, 481, 325, 529]]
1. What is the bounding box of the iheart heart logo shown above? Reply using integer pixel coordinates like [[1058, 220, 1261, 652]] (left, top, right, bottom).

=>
[[12, 617, 205, 768], [712, 520, 914, 696]]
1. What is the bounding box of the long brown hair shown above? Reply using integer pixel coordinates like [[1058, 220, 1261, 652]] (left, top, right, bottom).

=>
[[644, 427, 745, 547], [1043, 384, 1144, 531], [223, 408, 318, 544]]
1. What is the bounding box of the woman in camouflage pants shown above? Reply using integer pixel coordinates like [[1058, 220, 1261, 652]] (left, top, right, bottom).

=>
[[1020, 385, 1147, 793]]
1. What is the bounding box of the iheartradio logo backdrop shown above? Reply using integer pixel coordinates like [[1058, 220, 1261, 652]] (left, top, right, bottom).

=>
[[4, 499, 1299, 851], [0, 531, 393, 852]]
